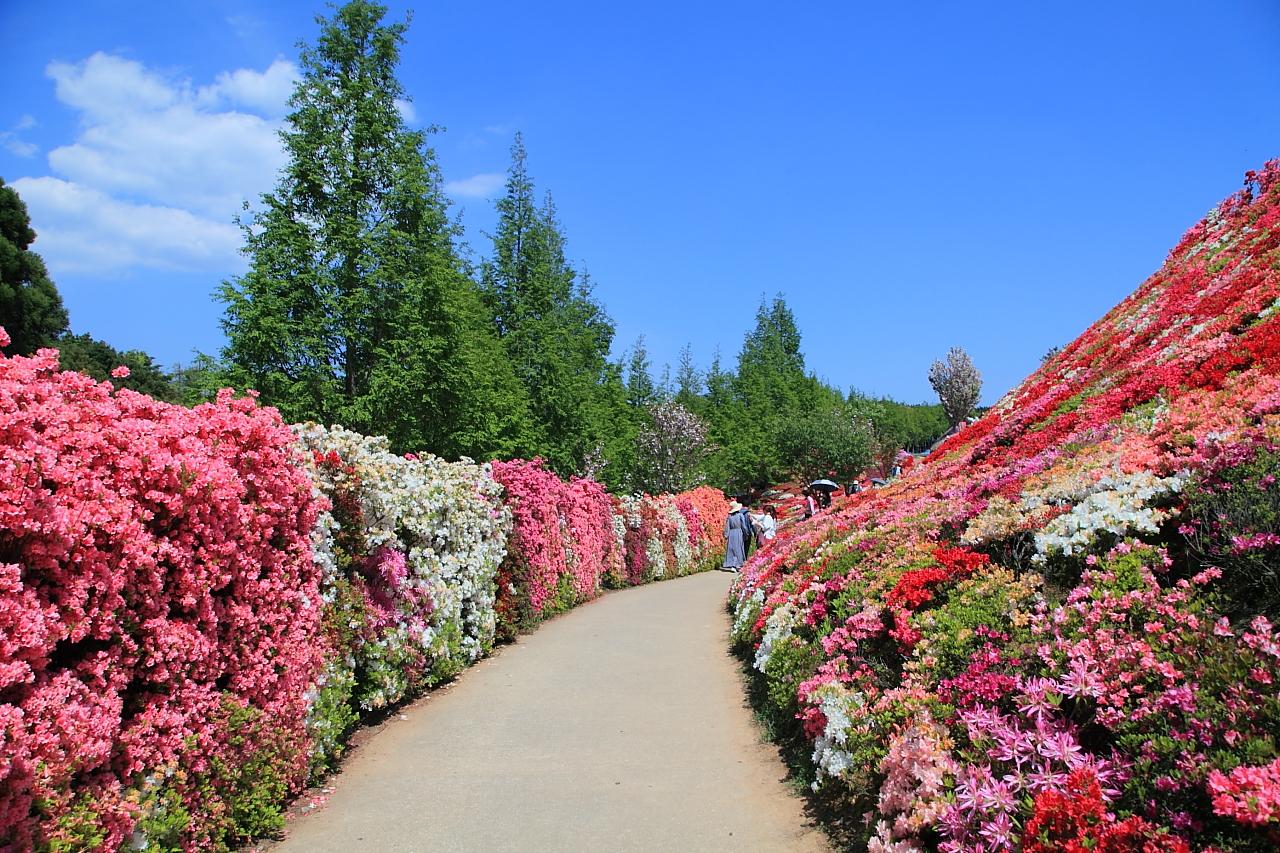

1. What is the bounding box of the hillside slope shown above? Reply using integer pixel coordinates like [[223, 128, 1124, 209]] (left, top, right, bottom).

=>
[[731, 161, 1280, 852]]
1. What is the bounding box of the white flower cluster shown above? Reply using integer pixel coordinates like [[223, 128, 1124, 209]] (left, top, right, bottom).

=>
[[732, 587, 766, 641], [1032, 470, 1187, 561], [754, 601, 800, 671], [806, 682, 863, 787], [669, 503, 694, 575], [293, 424, 512, 722]]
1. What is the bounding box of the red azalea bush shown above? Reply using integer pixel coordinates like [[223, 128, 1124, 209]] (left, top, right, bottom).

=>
[[730, 162, 1280, 852], [0, 341, 322, 851]]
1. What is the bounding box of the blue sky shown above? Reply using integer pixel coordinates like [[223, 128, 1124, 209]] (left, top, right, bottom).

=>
[[2, 1, 1278, 405]]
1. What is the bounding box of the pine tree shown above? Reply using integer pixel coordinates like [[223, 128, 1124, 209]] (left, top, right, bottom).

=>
[[674, 344, 703, 406], [730, 296, 820, 486], [219, 0, 530, 457], [625, 335, 657, 409], [0, 178, 68, 355]]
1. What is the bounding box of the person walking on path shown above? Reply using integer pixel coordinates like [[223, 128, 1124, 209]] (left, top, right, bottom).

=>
[[722, 500, 750, 571]]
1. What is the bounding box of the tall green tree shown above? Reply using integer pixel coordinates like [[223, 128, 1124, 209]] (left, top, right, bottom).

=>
[[0, 178, 68, 355], [624, 335, 657, 409], [674, 343, 703, 407], [728, 296, 831, 486], [219, 0, 530, 457], [481, 135, 624, 475]]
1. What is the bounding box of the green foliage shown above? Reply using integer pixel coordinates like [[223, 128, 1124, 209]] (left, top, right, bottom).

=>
[[219, 0, 530, 458], [912, 567, 1039, 683], [0, 178, 69, 356], [55, 333, 178, 400], [762, 634, 823, 720], [132, 784, 191, 853], [1184, 444, 1280, 615], [35, 793, 107, 853], [778, 404, 872, 484], [849, 393, 949, 454]]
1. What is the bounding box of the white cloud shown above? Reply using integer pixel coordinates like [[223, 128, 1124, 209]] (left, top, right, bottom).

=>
[[12, 177, 242, 275], [444, 172, 505, 199], [48, 53, 178, 122], [16, 52, 295, 273], [197, 59, 299, 117], [2, 135, 37, 158], [226, 13, 265, 41], [395, 98, 416, 124]]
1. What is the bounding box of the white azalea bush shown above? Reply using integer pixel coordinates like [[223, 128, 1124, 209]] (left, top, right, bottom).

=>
[[294, 424, 511, 769]]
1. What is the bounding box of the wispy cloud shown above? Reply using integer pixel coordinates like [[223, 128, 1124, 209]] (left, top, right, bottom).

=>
[[226, 13, 265, 41], [12, 176, 242, 274], [395, 98, 416, 124], [1, 115, 39, 158], [444, 172, 505, 199]]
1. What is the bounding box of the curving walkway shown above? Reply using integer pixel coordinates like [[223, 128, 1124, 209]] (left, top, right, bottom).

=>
[[271, 571, 830, 853]]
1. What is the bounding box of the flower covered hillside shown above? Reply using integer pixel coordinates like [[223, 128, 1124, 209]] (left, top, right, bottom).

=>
[[730, 161, 1280, 852]]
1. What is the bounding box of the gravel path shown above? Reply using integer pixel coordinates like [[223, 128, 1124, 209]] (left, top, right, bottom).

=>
[[271, 571, 830, 852]]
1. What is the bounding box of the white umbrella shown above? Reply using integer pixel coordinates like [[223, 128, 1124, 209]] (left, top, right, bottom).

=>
[[809, 479, 839, 492]]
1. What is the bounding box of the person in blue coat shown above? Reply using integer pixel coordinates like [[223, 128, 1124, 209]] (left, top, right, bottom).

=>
[[722, 500, 750, 571]]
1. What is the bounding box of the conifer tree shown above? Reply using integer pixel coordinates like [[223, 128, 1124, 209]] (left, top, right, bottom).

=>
[[0, 178, 68, 355], [625, 335, 657, 409], [674, 344, 703, 406], [219, 0, 530, 457], [481, 134, 622, 475]]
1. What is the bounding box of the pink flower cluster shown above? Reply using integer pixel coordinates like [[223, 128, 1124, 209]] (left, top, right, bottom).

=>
[[0, 347, 321, 851], [1208, 759, 1280, 826], [491, 459, 620, 634]]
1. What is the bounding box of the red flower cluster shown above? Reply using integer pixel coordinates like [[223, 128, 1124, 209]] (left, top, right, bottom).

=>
[[1024, 770, 1191, 853], [885, 547, 988, 610]]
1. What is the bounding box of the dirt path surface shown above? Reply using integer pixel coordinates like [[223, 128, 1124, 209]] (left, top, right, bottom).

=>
[[271, 571, 830, 853]]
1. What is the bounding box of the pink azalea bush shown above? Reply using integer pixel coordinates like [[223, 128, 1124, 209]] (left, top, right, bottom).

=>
[[730, 162, 1280, 851], [0, 341, 322, 851]]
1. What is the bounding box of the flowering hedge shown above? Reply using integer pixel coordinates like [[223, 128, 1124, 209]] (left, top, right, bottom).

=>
[[492, 460, 728, 636], [0, 340, 729, 850], [0, 338, 322, 852], [730, 161, 1280, 852], [293, 425, 511, 766]]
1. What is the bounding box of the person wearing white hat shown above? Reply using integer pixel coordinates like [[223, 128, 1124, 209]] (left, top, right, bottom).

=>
[[722, 500, 749, 571]]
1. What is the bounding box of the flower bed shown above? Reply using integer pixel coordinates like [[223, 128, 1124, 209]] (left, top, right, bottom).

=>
[[729, 162, 1280, 852], [492, 461, 728, 636], [610, 487, 731, 587]]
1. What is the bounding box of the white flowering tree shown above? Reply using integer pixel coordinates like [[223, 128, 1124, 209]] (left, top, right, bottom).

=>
[[633, 401, 712, 493], [928, 346, 982, 427]]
